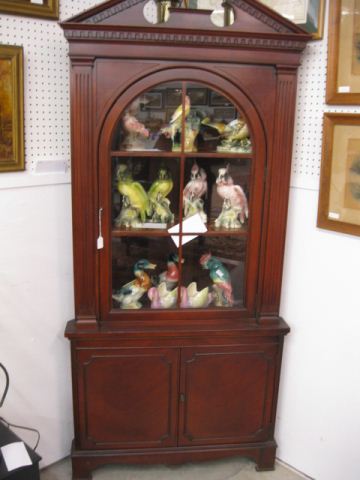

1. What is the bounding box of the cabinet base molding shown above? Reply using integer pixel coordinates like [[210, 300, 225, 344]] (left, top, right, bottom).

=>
[[71, 440, 277, 479]]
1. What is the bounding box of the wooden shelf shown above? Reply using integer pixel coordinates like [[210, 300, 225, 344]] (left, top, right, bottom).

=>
[[112, 224, 248, 238], [110, 150, 253, 159]]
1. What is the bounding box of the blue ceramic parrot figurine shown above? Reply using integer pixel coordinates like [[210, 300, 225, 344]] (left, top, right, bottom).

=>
[[199, 253, 234, 307]]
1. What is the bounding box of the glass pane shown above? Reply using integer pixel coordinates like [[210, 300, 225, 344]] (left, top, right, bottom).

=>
[[184, 83, 252, 154], [183, 157, 251, 231], [180, 236, 246, 308], [111, 81, 252, 154], [112, 156, 180, 230], [112, 82, 183, 152], [112, 236, 181, 310]]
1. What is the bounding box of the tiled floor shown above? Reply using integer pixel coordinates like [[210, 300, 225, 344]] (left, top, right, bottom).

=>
[[41, 457, 306, 480]]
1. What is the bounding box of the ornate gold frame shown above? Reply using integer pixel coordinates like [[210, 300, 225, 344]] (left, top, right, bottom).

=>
[[0, 0, 59, 20], [0, 45, 24, 173]]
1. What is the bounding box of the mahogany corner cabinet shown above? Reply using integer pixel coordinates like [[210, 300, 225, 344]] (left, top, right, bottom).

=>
[[61, 1, 310, 478]]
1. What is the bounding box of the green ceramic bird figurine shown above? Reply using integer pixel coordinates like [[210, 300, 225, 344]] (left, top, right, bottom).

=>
[[199, 253, 234, 307], [148, 167, 173, 203], [148, 167, 174, 224], [117, 164, 150, 224], [112, 259, 156, 309]]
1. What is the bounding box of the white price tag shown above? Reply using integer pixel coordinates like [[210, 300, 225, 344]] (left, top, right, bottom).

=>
[[338, 86, 350, 93], [31, 0, 44, 4], [97, 235, 104, 250], [328, 211, 340, 220]]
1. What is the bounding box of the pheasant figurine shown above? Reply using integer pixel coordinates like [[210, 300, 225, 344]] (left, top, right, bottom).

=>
[[159, 253, 183, 289]]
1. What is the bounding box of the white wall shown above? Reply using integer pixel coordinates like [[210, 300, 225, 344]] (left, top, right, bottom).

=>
[[0, 1, 360, 477], [277, 186, 360, 480], [0, 183, 74, 466]]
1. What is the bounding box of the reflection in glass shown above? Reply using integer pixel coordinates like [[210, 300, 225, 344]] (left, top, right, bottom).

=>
[[112, 82, 252, 154], [112, 157, 180, 229]]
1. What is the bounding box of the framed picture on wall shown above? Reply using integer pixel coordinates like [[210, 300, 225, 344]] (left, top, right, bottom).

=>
[[0, 45, 24, 173], [259, 0, 325, 39], [326, 0, 360, 104], [317, 113, 360, 236], [0, 0, 59, 20]]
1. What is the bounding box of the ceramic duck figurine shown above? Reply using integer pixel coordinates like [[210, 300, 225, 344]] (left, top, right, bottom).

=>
[[112, 259, 156, 309], [199, 253, 234, 307], [180, 282, 212, 309], [148, 282, 178, 309], [159, 253, 183, 289]]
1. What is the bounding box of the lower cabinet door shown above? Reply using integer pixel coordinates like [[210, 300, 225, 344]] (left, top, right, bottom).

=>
[[178, 345, 279, 446], [75, 347, 180, 449]]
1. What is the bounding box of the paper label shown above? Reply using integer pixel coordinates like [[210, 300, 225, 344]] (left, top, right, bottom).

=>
[[1, 442, 32, 472], [338, 86, 350, 93], [328, 211, 340, 220], [168, 213, 207, 247], [215, 269, 224, 278], [31, 0, 44, 4]]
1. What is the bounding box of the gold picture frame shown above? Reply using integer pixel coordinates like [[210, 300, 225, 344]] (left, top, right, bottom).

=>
[[259, 0, 325, 40], [326, 0, 360, 104], [0, 45, 24, 173], [317, 113, 360, 236], [0, 0, 59, 20]]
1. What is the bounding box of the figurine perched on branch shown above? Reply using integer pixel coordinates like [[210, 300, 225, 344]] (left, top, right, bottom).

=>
[[215, 164, 248, 229], [200, 253, 234, 307], [115, 164, 150, 227], [183, 161, 208, 222], [148, 167, 174, 224]]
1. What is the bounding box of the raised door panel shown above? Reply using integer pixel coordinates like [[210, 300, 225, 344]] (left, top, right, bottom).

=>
[[75, 347, 179, 449], [178, 345, 279, 446]]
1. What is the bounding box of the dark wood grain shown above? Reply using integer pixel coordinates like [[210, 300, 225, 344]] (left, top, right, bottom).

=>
[[61, 1, 310, 478]]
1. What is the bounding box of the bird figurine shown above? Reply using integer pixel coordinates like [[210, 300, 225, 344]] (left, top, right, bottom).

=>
[[148, 167, 173, 202], [148, 282, 178, 309], [199, 253, 234, 307], [180, 282, 212, 309], [120, 99, 150, 150], [161, 95, 191, 150], [148, 167, 174, 224], [123, 112, 149, 138], [116, 164, 150, 225], [217, 118, 252, 153], [159, 253, 183, 289], [170, 95, 191, 126], [183, 161, 208, 222], [112, 259, 156, 309], [215, 164, 248, 228]]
